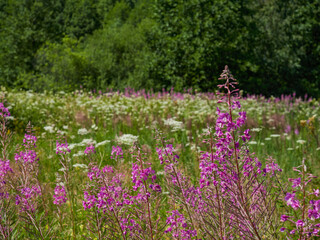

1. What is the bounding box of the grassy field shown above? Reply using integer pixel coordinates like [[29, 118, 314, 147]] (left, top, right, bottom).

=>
[[3, 87, 319, 175], [0, 86, 320, 239]]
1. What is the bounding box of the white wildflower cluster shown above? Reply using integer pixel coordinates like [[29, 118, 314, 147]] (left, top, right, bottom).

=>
[[95, 140, 110, 148], [116, 134, 138, 145], [73, 163, 88, 169], [270, 134, 281, 138], [44, 125, 55, 133], [78, 128, 89, 135], [251, 128, 262, 132], [296, 139, 306, 145], [57, 130, 67, 136], [68, 138, 110, 157], [69, 138, 97, 150], [163, 118, 184, 132], [73, 151, 85, 157], [5, 116, 14, 120], [57, 146, 70, 154]]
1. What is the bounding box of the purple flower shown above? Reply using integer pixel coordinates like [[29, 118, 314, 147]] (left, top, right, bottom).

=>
[[102, 166, 113, 173], [111, 146, 123, 162], [281, 215, 290, 222], [241, 129, 251, 142], [56, 140, 70, 155], [149, 184, 162, 193], [0, 160, 12, 195], [313, 189, 319, 197], [289, 178, 301, 188], [313, 229, 319, 235], [280, 227, 286, 232], [296, 220, 304, 227], [16, 185, 41, 212], [232, 101, 241, 109], [165, 210, 197, 239], [83, 192, 97, 210], [285, 125, 291, 134], [285, 192, 300, 209], [131, 163, 157, 193], [15, 150, 38, 163], [84, 144, 95, 155], [156, 144, 179, 165], [263, 161, 282, 175], [290, 229, 296, 235], [88, 166, 102, 181], [237, 112, 247, 130], [23, 134, 37, 148], [308, 209, 319, 220], [0, 103, 10, 118], [53, 185, 67, 205], [15, 133, 39, 163]]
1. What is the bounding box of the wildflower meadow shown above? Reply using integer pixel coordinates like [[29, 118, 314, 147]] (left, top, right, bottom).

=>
[[0, 67, 320, 239]]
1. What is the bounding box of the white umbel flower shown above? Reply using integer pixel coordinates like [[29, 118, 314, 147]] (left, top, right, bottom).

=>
[[164, 118, 184, 132], [116, 134, 138, 145], [78, 128, 89, 135]]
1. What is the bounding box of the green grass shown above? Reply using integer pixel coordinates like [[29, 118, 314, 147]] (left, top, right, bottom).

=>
[[1, 89, 319, 238]]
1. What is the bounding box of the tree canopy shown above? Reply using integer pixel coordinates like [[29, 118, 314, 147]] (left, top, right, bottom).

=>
[[0, 0, 319, 97]]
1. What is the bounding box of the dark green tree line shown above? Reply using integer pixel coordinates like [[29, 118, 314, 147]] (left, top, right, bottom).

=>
[[0, 0, 319, 97]]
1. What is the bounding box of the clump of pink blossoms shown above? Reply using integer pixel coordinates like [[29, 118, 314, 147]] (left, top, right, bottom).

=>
[[53, 185, 67, 205], [56, 140, 71, 155], [0, 157, 12, 198], [15, 186, 41, 212], [14, 126, 43, 213], [84, 144, 95, 155], [83, 145, 133, 239], [0, 103, 10, 118], [280, 159, 320, 239]]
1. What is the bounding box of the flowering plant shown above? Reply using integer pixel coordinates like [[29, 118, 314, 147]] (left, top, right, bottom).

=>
[[280, 158, 320, 239]]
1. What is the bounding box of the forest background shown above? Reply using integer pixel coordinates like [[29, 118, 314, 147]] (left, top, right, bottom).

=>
[[0, 0, 319, 97]]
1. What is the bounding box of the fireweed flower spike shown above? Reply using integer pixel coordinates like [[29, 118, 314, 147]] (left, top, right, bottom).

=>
[[280, 159, 320, 239], [0, 103, 10, 118], [84, 144, 95, 155], [0, 102, 13, 196], [13, 123, 52, 239], [83, 145, 132, 239], [111, 145, 124, 163], [127, 143, 167, 239], [198, 66, 282, 239], [14, 124, 42, 204], [53, 185, 67, 205], [0, 101, 15, 239], [155, 131, 199, 239], [56, 136, 78, 239], [0, 102, 12, 161]]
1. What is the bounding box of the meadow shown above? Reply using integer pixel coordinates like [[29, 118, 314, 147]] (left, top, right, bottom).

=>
[[0, 68, 320, 239]]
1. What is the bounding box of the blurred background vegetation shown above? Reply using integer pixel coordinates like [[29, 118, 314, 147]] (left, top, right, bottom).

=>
[[0, 0, 319, 97]]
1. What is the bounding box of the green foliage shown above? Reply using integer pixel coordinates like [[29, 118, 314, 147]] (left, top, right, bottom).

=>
[[150, 0, 248, 91], [14, 36, 98, 91], [63, 0, 101, 38], [84, 0, 158, 90], [0, 0, 319, 96], [0, 0, 65, 86], [243, 0, 320, 96]]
